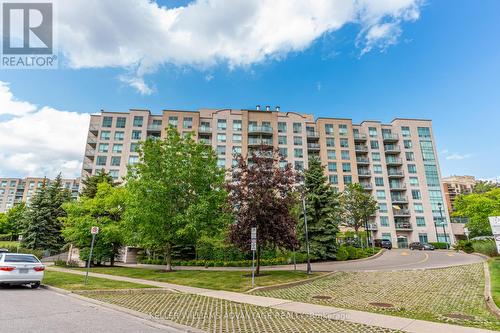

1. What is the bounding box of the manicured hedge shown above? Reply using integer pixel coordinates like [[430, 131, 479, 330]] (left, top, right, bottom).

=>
[[429, 242, 449, 249], [0, 245, 44, 259]]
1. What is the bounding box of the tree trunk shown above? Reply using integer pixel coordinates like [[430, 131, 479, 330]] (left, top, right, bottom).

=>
[[110, 245, 116, 267], [165, 243, 172, 271]]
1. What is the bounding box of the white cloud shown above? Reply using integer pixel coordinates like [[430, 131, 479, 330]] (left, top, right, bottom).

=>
[[445, 153, 472, 161], [52, 0, 423, 93], [0, 82, 90, 179], [204, 74, 214, 82]]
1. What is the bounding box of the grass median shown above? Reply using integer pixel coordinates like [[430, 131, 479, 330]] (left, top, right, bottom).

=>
[[490, 257, 500, 307], [43, 270, 153, 291], [66, 266, 321, 292]]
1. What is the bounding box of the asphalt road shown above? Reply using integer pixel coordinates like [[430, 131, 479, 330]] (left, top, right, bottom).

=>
[[0, 286, 183, 333], [123, 249, 485, 272]]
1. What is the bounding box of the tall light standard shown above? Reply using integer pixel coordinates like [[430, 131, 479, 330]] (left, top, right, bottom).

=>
[[301, 191, 312, 274], [438, 203, 448, 249]]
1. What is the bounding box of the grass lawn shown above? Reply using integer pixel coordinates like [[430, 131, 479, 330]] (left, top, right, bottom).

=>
[[0, 241, 19, 248], [43, 270, 153, 291], [489, 257, 500, 307], [70, 266, 321, 292]]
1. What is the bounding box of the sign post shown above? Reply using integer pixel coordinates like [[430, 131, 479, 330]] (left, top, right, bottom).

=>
[[463, 227, 470, 241], [251, 227, 257, 287], [488, 217, 500, 255], [85, 226, 99, 285], [17, 235, 23, 253]]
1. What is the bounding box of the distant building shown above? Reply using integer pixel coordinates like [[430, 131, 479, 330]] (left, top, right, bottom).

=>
[[0, 177, 80, 213], [441, 175, 477, 213]]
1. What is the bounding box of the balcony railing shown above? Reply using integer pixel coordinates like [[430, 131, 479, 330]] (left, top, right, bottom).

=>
[[366, 223, 378, 231], [307, 143, 320, 150], [248, 126, 273, 134], [306, 131, 319, 139], [386, 158, 403, 165], [354, 133, 367, 140], [199, 138, 212, 145], [147, 124, 162, 131], [389, 183, 406, 190], [87, 137, 97, 144], [391, 196, 408, 203], [358, 170, 371, 177], [387, 170, 404, 177], [395, 222, 413, 230], [393, 209, 411, 217], [85, 148, 96, 156], [361, 183, 373, 190], [198, 126, 212, 133], [248, 138, 273, 146], [83, 162, 93, 170], [89, 124, 99, 132], [382, 133, 399, 141], [355, 145, 369, 152], [384, 145, 401, 153]]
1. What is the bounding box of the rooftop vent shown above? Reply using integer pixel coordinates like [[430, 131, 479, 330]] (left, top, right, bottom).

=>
[[275, 106, 280, 112], [266, 105, 270, 111], [256, 105, 260, 111]]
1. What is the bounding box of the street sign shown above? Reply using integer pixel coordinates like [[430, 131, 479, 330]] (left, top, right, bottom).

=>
[[18, 235, 23, 241], [488, 217, 500, 255], [251, 240, 257, 251], [91, 226, 99, 235], [251, 227, 257, 287], [251, 227, 257, 240]]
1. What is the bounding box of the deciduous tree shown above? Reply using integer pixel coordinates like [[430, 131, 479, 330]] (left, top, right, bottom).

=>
[[81, 169, 115, 198], [453, 188, 500, 237]]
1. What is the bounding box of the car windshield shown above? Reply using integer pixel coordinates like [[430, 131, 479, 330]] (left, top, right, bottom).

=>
[[3, 255, 39, 263]]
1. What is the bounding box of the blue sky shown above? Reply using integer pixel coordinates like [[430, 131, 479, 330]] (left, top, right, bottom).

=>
[[0, 0, 499, 179]]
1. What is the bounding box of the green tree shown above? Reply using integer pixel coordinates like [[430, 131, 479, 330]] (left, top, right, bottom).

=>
[[0, 213, 7, 235], [62, 183, 126, 266], [125, 127, 229, 270], [299, 157, 341, 260], [22, 175, 72, 251], [81, 169, 115, 198], [340, 183, 378, 245], [473, 180, 500, 194], [453, 188, 500, 237], [0, 203, 27, 239]]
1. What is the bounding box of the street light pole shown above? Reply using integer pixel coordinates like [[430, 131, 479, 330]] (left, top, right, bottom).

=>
[[301, 193, 312, 275], [438, 203, 448, 249]]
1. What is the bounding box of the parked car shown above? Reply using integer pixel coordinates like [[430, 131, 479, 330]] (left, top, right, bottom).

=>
[[0, 253, 45, 288], [0, 249, 9, 253], [374, 239, 392, 250], [409, 242, 435, 250]]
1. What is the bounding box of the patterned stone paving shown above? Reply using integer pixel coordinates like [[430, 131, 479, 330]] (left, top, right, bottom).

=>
[[253, 263, 500, 331], [82, 289, 400, 333]]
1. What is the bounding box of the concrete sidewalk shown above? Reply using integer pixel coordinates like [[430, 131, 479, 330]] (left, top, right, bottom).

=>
[[47, 266, 497, 333]]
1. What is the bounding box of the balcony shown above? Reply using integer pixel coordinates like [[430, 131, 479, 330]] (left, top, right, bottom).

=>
[[361, 183, 373, 190], [389, 183, 406, 191], [248, 126, 273, 134], [387, 170, 404, 178], [89, 124, 99, 133], [355, 145, 369, 152], [382, 133, 399, 142], [198, 126, 212, 134], [199, 138, 212, 145], [307, 143, 320, 150], [356, 157, 370, 165], [384, 145, 401, 154], [85, 148, 96, 156], [354, 133, 367, 141], [386, 158, 403, 166], [358, 170, 371, 178], [306, 131, 319, 139], [366, 223, 378, 231], [147, 124, 162, 131], [395, 221, 413, 230], [83, 162, 93, 170], [248, 138, 273, 146], [391, 196, 408, 204], [393, 209, 411, 217], [87, 137, 97, 144]]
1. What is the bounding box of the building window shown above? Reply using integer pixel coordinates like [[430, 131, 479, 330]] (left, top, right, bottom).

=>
[[369, 127, 377, 137], [217, 158, 226, 168], [420, 140, 436, 162], [133, 116, 143, 127], [382, 233, 392, 241], [418, 127, 431, 138], [418, 233, 428, 244], [327, 150, 336, 160], [416, 217, 426, 227], [380, 216, 389, 226], [294, 161, 304, 171], [232, 120, 242, 131], [404, 140, 412, 149], [116, 117, 126, 128], [372, 152, 381, 161], [183, 117, 193, 129], [129, 143, 139, 153], [217, 134, 226, 143], [414, 203, 424, 213], [100, 131, 111, 140], [412, 190, 422, 200], [408, 164, 417, 174], [131, 130, 142, 140], [326, 138, 335, 147], [375, 177, 384, 186], [217, 119, 227, 130], [424, 164, 440, 186], [376, 190, 386, 199], [293, 136, 302, 146], [341, 150, 350, 160], [294, 148, 303, 158], [232, 146, 242, 155], [325, 124, 334, 135], [293, 123, 302, 134], [339, 138, 349, 148], [278, 122, 287, 133], [102, 116, 112, 128], [342, 163, 351, 172], [98, 143, 109, 153], [216, 146, 226, 156], [378, 203, 388, 213], [410, 177, 419, 187], [232, 134, 242, 143], [168, 116, 178, 127], [329, 175, 338, 185], [110, 156, 121, 166], [373, 165, 382, 174], [405, 151, 414, 161], [112, 144, 123, 153], [343, 175, 352, 184], [328, 162, 337, 172], [339, 124, 348, 136], [96, 156, 107, 166], [436, 233, 449, 243], [114, 131, 124, 141], [278, 135, 287, 145], [370, 140, 379, 150], [279, 147, 288, 158], [401, 126, 410, 137]]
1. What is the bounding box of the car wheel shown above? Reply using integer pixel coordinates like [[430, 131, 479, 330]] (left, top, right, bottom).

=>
[[31, 282, 40, 289]]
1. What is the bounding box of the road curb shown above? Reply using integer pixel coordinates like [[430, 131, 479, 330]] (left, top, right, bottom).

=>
[[41, 284, 205, 333], [245, 272, 335, 293], [482, 261, 500, 319]]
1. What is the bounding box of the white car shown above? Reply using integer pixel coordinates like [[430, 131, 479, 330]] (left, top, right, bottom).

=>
[[0, 253, 45, 288]]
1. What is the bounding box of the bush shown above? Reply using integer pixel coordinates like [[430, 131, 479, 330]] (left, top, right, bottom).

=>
[[472, 240, 498, 257], [336, 245, 349, 261], [429, 242, 448, 249], [1, 246, 44, 259], [454, 240, 474, 253], [54, 260, 80, 268]]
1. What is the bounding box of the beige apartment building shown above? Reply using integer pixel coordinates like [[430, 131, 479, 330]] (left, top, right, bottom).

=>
[[0, 177, 80, 213], [82, 106, 452, 248], [442, 175, 477, 213]]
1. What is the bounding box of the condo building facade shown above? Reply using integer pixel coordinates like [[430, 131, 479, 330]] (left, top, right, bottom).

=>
[[441, 175, 477, 214], [0, 177, 80, 213], [82, 107, 452, 248]]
